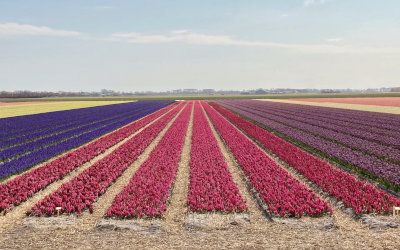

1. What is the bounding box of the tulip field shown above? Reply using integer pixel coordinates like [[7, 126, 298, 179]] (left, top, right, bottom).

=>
[[1, 99, 400, 239]]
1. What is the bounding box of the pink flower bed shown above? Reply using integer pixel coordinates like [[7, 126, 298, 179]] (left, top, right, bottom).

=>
[[28, 104, 183, 216], [187, 102, 247, 213], [105, 102, 192, 218], [210, 102, 400, 215], [203, 101, 331, 217]]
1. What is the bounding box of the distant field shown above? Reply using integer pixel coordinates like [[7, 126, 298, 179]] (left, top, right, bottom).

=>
[[0, 101, 132, 118], [258, 99, 400, 114], [292, 97, 400, 107]]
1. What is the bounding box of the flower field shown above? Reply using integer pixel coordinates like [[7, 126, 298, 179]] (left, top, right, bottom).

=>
[[0, 99, 399, 233], [219, 100, 400, 189], [188, 101, 247, 213], [0, 101, 173, 179]]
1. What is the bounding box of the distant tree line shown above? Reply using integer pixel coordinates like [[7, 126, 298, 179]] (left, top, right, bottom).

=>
[[1, 87, 399, 99]]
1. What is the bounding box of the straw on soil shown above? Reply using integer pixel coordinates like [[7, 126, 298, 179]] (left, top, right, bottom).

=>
[[163, 103, 194, 230]]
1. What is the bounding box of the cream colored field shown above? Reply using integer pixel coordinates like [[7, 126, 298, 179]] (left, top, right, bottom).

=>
[[256, 99, 400, 114], [0, 101, 133, 118]]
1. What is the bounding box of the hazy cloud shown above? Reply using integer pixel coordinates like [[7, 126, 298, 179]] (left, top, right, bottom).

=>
[[325, 38, 343, 42], [92, 6, 115, 11], [108, 30, 399, 54], [304, 0, 333, 7], [0, 22, 81, 37]]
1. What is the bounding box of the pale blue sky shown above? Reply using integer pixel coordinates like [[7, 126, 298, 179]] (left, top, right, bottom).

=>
[[0, 0, 399, 91]]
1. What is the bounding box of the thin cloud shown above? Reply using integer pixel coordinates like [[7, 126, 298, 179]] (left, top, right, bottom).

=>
[[108, 30, 400, 54], [0, 22, 81, 37], [1, 23, 398, 55], [92, 6, 115, 11], [325, 38, 343, 42], [304, 0, 333, 7]]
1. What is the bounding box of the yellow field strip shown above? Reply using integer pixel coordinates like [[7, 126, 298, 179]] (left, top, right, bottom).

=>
[[255, 99, 400, 114], [0, 101, 134, 118]]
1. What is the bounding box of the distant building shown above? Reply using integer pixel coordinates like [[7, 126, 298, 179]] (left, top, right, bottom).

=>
[[391, 87, 400, 92]]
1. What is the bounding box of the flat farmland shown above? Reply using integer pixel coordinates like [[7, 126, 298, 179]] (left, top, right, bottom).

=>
[[0, 101, 133, 118], [0, 100, 399, 249], [292, 97, 400, 107], [259, 98, 400, 114]]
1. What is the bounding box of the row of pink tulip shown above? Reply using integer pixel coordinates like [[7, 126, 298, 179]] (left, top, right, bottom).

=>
[[105, 102, 192, 218], [187, 102, 247, 212], [28, 103, 184, 216], [203, 102, 332, 217], [210, 102, 400, 214]]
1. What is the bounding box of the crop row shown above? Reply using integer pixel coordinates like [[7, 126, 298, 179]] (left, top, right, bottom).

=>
[[244, 100, 400, 142], [234, 100, 400, 144], [0, 103, 172, 179], [0, 101, 172, 148], [203, 102, 331, 217], [106, 102, 192, 218], [28, 103, 183, 216], [0, 103, 179, 212], [211, 102, 400, 214], [0, 102, 139, 141], [225, 100, 400, 153], [0, 105, 154, 161], [219, 101, 400, 188], [187, 102, 247, 213]]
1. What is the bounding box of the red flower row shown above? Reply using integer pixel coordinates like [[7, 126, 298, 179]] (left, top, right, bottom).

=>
[[203, 102, 331, 217], [105, 102, 192, 218], [188, 102, 247, 212], [210, 102, 400, 214], [28, 104, 184, 216], [0, 103, 178, 213]]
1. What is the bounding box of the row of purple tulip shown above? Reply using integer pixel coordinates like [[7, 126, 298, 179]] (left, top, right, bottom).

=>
[[0, 102, 156, 148], [0, 101, 173, 179], [222, 101, 400, 162], [219, 100, 400, 188], [0, 106, 155, 161]]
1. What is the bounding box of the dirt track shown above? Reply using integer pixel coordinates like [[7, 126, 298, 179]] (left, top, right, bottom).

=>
[[1, 216, 400, 249]]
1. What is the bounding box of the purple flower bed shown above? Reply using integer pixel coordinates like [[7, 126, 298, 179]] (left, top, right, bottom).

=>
[[227, 100, 400, 148], [222, 101, 400, 162], [0, 103, 153, 147], [0, 101, 173, 179], [0, 106, 151, 160], [219, 100, 400, 188]]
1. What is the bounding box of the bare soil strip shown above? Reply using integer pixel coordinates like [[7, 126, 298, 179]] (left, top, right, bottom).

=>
[[200, 102, 265, 225], [163, 103, 194, 230], [76, 103, 187, 230], [0, 104, 175, 184], [0, 105, 179, 233]]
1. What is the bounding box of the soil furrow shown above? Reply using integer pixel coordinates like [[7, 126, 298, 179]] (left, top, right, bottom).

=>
[[163, 102, 194, 230]]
